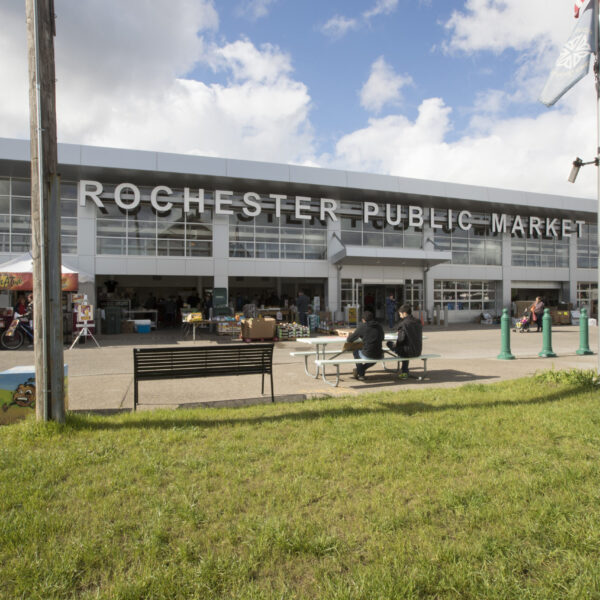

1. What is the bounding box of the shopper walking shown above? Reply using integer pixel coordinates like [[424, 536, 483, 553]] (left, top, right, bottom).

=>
[[530, 296, 545, 332]]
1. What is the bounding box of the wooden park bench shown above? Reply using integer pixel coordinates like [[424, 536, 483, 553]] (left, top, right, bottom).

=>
[[314, 353, 440, 387], [133, 343, 274, 410]]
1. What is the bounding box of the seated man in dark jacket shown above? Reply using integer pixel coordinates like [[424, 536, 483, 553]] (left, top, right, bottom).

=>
[[387, 304, 422, 379], [346, 310, 384, 381]]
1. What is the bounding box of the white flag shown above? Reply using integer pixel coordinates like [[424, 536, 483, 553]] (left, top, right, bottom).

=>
[[539, 2, 594, 107]]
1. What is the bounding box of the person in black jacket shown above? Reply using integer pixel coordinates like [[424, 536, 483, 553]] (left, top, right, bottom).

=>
[[346, 310, 384, 381], [387, 304, 422, 379]]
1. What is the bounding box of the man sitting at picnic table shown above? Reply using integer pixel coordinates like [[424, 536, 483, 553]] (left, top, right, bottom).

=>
[[387, 303, 423, 379], [346, 310, 384, 381]]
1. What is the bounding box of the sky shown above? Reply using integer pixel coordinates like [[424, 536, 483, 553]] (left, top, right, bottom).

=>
[[1, 0, 598, 198]]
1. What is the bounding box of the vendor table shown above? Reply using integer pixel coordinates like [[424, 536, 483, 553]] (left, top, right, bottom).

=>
[[125, 309, 158, 329]]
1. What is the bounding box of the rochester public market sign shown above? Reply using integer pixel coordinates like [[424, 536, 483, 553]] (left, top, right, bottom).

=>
[[78, 180, 586, 239]]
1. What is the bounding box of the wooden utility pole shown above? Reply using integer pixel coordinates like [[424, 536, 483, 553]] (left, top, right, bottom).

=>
[[26, 0, 65, 423]]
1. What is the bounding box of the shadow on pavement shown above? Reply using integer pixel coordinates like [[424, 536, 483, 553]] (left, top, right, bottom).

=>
[[65, 383, 590, 431]]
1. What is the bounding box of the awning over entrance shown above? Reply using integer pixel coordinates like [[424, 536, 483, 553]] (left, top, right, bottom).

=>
[[330, 245, 452, 268]]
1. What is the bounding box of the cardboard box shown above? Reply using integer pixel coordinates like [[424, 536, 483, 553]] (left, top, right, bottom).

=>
[[241, 317, 276, 339]]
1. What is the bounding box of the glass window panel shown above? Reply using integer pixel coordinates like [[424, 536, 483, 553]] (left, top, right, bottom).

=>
[[0, 196, 9, 214], [0, 233, 9, 252], [452, 252, 469, 264], [185, 207, 212, 224], [157, 239, 185, 256], [282, 243, 303, 259], [0, 179, 9, 195], [97, 219, 126, 237], [60, 199, 77, 218], [255, 211, 278, 226], [511, 239, 526, 252], [99, 201, 127, 219], [363, 232, 383, 246], [305, 245, 326, 260], [127, 203, 156, 221], [12, 197, 31, 215], [283, 214, 303, 228], [11, 234, 31, 252], [129, 220, 156, 238], [11, 215, 31, 233], [404, 233, 422, 248], [384, 233, 404, 247], [452, 237, 468, 250], [228, 225, 252, 242], [512, 254, 526, 266], [60, 217, 78, 235], [229, 241, 253, 258], [541, 255, 555, 267], [61, 236, 77, 254], [157, 205, 184, 224], [281, 227, 305, 243], [304, 229, 326, 244], [156, 221, 185, 239], [0, 215, 9, 233], [340, 216, 361, 231], [60, 182, 78, 199], [340, 231, 362, 245], [12, 179, 31, 196], [128, 238, 156, 255], [97, 237, 126, 255], [526, 255, 541, 267], [256, 242, 280, 259]]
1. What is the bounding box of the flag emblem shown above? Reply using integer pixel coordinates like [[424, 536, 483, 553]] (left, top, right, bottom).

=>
[[556, 32, 592, 69]]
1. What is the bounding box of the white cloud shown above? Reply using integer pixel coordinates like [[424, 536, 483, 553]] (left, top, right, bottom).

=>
[[363, 0, 399, 20], [320, 15, 359, 39], [360, 57, 413, 113], [0, 0, 316, 165], [236, 0, 278, 21]]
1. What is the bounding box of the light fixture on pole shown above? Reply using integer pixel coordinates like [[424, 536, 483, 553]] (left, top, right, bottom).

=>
[[568, 156, 598, 183]]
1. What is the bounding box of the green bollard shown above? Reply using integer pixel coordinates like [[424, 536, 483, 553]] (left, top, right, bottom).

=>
[[576, 307, 593, 355], [538, 308, 557, 358], [497, 308, 515, 360]]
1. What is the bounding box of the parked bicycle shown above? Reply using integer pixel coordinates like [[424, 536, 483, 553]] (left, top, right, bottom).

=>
[[1, 314, 34, 350]]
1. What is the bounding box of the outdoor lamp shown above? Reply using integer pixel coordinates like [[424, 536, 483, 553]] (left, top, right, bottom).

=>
[[568, 156, 598, 183]]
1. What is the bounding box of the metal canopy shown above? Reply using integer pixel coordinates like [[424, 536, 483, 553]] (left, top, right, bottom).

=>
[[330, 245, 452, 267]]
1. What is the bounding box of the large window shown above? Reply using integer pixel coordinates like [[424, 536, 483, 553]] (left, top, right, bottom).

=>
[[404, 280, 423, 310], [96, 186, 212, 257], [510, 217, 569, 267], [434, 280, 496, 311], [433, 212, 501, 265], [339, 202, 422, 249], [229, 195, 327, 260], [577, 224, 598, 269], [577, 282, 597, 308], [0, 177, 77, 254]]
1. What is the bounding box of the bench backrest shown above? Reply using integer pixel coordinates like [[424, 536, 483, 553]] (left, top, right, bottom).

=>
[[133, 343, 274, 381]]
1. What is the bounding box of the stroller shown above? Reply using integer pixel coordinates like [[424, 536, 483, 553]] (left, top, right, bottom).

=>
[[513, 310, 531, 333]]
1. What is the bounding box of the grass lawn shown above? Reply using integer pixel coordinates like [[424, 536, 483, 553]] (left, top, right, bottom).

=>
[[1, 371, 600, 599]]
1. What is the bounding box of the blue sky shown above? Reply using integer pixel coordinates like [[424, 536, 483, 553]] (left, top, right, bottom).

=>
[[1, 0, 597, 198]]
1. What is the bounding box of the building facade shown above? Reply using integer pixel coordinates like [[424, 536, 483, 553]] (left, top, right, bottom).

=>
[[0, 137, 597, 323]]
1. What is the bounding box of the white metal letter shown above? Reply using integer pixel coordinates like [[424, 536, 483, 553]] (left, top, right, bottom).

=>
[[295, 196, 311, 220], [511, 215, 525, 236], [529, 216, 542, 237], [364, 202, 379, 224], [561, 219, 573, 237], [430, 207, 442, 229], [409, 206, 423, 228], [114, 183, 140, 210], [150, 185, 173, 213], [457, 210, 472, 231], [385, 204, 402, 227], [215, 190, 234, 215], [575, 220, 585, 237], [491, 213, 507, 234], [269, 194, 286, 218], [183, 188, 205, 214], [320, 198, 338, 222], [242, 192, 262, 217], [78, 180, 104, 208], [545, 218, 558, 238]]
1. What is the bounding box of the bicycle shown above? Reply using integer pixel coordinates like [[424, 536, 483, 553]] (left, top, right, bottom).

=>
[[1, 314, 34, 350]]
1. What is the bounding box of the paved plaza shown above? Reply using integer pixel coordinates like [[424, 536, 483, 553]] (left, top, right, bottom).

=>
[[0, 323, 597, 413]]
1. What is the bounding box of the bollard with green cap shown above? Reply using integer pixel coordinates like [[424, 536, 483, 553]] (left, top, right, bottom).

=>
[[538, 308, 556, 358], [497, 308, 515, 360], [576, 307, 593, 355]]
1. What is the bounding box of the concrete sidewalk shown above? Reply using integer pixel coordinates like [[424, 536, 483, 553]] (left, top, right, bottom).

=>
[[0, 324, 597, 413]]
